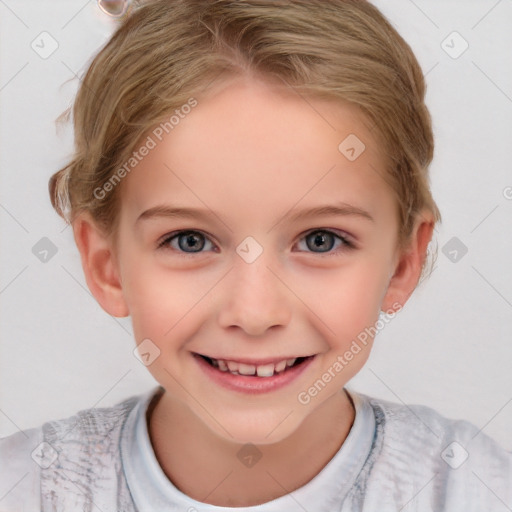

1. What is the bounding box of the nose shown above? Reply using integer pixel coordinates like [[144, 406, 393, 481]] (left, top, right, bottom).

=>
[[217, 254, 292, 336]]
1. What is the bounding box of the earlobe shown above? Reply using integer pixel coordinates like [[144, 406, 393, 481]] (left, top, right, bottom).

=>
[[72, 213, 129, 318], [381, 214, 435, 314]]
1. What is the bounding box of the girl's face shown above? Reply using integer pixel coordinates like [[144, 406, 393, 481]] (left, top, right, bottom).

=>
[[111, 76, 404, 443]]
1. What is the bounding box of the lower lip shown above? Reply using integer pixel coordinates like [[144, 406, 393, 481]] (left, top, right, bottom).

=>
[[193, 354, 316, 394]]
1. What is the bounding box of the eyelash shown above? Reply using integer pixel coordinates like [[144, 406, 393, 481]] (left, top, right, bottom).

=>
[[156, 228, 356, 257]]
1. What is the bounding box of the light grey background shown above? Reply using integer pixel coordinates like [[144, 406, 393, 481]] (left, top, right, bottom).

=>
[[1, 1, 511, 450]]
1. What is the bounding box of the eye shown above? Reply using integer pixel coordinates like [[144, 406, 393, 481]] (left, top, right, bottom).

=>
[[295, 229, 355, 255], [157, 230, 215, 254], [157, 228, 355, 256]]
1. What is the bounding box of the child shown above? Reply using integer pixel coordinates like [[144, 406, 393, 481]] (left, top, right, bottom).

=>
[[1, 0, 510, 510]]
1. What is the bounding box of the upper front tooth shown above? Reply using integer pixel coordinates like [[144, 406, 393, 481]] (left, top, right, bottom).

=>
[[238, 363, 256, 375], [286, 358, 296, 367], [256, 364, 275, 377]]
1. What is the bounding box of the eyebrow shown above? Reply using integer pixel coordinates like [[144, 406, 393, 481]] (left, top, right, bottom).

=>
[[285, 203, 374, 223], [135, 202, 374, 225]]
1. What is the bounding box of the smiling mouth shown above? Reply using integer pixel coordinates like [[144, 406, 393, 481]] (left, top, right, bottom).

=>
[[194, 353, 314, 378]]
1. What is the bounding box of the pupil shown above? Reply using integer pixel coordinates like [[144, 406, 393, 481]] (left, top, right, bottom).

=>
[[308, 231, 333, 252], [179, 232, 204, 252]]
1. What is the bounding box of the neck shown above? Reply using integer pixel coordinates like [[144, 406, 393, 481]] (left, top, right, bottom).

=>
[[147, 388, 355, 507]]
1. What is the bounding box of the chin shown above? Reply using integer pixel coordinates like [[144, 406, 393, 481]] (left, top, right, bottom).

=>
[[207, 413, 302, 446]]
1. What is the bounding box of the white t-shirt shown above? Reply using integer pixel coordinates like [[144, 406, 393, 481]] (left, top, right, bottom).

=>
[[1, 385, 511, 511]]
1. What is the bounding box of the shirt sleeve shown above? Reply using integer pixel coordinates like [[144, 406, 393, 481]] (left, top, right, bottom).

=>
[[0, 427, 43, 512]]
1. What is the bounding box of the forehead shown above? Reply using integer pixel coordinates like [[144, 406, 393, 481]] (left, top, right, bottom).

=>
[[119, 76, 395, 225]]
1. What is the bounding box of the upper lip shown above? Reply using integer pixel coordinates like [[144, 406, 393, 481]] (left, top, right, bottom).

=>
[[194, 353, 315, 366]]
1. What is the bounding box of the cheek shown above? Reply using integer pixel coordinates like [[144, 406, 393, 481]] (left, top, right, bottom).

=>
[[118, 253, 171, 337], [122, 258, 210, 347], [312, 264, 387, 333]]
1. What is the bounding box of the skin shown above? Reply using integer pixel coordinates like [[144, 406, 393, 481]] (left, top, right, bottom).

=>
[[73, 75, 434, 506]]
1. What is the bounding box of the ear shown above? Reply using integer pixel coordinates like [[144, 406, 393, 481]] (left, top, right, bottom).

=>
[[381, 212, 435, 314], [72, 212, 129, 318]]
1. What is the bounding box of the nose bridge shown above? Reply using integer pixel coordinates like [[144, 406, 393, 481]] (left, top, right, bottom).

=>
[[217, 247, 291, 335]]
